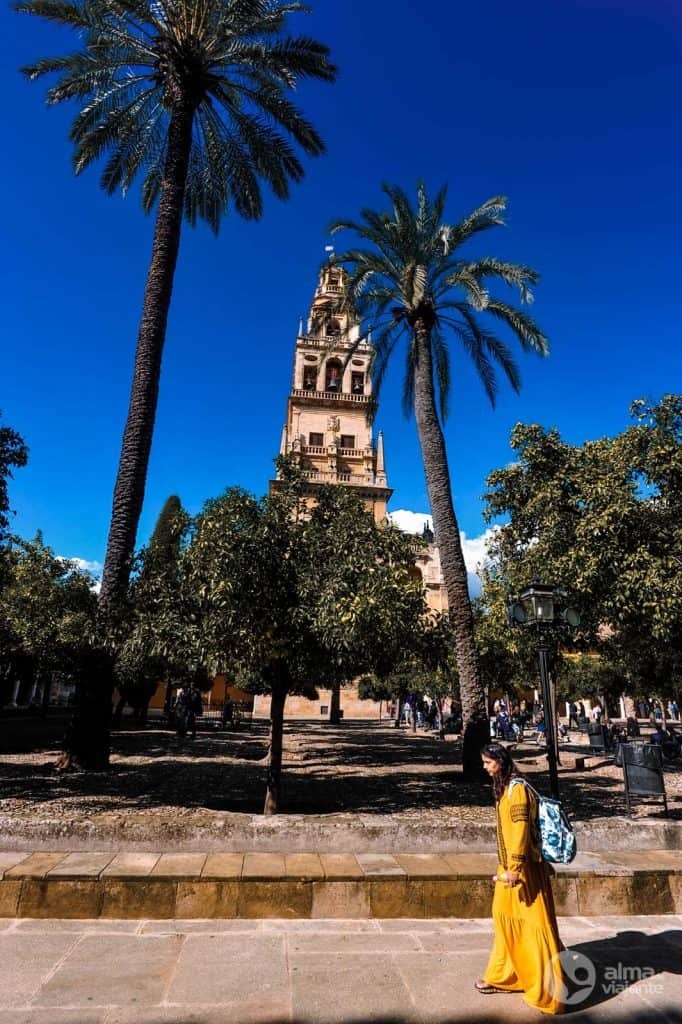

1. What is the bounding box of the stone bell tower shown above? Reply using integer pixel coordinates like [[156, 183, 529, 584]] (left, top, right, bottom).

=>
[[270, 262, 392, 520]]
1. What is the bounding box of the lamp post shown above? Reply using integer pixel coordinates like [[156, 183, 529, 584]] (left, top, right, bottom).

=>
[[507, 582, 580, 800]]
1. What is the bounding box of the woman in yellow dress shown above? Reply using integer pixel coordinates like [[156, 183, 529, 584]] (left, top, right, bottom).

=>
[[477, 743, 565, 1014]]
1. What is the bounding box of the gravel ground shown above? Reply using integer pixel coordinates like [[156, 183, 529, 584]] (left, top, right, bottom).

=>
[[0, 718, 680, 844]]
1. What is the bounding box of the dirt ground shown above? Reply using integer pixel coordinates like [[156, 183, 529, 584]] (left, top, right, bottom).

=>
[[0, 715, 680, 841]]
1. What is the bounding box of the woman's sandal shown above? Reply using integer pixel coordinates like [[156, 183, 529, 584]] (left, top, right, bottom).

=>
[[474, 980, 511, 994]]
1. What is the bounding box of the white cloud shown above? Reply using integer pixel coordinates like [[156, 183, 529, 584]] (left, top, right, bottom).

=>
[[460, 527, 498, 574], [65, 557, 102, 576], [389, 509, 498, 577], [58, 556, 102, 593], [388, 509, 433, 535]]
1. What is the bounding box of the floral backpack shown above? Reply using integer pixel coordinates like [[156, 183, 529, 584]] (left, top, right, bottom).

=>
[[509, 778, 577, 864]]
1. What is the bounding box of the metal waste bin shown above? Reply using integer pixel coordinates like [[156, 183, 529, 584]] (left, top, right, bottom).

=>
[[587, 721, 607, 752], [622, 742, 668, 817]]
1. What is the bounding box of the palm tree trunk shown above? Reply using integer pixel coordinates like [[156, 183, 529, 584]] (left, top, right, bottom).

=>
[[99, 101, 195, 613], [411, 320, 488, 775]]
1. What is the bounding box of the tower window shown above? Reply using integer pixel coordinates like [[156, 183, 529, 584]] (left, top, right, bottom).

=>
[[325, 318, 341, 337], [303, 368, 317, 390], [325, 359, 342, 391], [351, 372, 365, 394], [340, 434, 356, 450], [308, 432, 323, 447]]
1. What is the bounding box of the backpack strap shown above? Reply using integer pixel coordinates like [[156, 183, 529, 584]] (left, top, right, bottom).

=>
[[508, 776, 542, 803]]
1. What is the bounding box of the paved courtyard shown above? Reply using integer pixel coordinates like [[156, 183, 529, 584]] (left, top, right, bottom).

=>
[[1, 914, 681, 1023]]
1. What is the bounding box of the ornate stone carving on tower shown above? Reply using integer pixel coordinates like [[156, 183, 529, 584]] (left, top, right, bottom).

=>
[[270, 262, 393, 520]]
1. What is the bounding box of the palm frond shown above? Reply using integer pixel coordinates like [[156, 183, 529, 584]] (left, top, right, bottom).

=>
[[19, 0, 337, 227], [431, 327, 450, 422], [454, 257, 539, 304], [330, 182, 547, 422], [485, 299, 549, 355]]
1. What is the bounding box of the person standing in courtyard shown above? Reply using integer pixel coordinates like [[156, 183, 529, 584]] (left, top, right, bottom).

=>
[[476, 743, 565, 1014]]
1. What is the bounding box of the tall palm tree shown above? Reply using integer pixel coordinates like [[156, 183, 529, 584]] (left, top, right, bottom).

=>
[[18, 0, 337, 612], [330, 183, 548, 772]]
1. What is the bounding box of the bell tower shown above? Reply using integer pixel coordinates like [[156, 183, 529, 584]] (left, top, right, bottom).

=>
[[271, 262, 392, 521]]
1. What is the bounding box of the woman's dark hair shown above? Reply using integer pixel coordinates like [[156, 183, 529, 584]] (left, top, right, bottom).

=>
[[481, 743, 522, 801]]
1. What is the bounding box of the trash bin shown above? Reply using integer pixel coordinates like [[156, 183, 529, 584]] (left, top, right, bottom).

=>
[[587, 721, 607, 752], [622, 742, 668, 816]]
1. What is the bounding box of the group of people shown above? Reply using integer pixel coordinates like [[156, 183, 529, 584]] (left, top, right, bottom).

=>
[[490, 698, 570, 745], [490, 699, 533, 742], [650, 721, 682, 760], [401, 696, 463, 734], [168, 684, 204, 739], [637, 697, 679, 722]]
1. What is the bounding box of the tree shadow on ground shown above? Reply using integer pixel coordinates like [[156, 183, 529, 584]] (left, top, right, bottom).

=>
[[0, 720, 679, 822], [566, 928, 682, 1013], [149, 1007, 682, 1023]]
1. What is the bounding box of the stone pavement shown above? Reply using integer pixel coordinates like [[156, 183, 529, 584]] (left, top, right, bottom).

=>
[[0, 914, 681, 1023]]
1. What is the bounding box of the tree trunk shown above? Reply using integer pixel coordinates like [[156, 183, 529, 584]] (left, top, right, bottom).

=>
[[99, 101, 195, 614], [329, 682, 341, 724], [40, 670, 52, 716], [411, 320, 488, 776], [264, 685, 287, 815], [395, 694, 404, 727]]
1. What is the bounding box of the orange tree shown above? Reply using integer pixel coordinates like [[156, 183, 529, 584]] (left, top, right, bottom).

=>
[[176, 474, 427, 813]]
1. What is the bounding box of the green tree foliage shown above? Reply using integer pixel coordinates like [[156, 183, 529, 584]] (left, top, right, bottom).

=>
[[0, 532, 97, 708], [0, 413, 28, 585], [358, 611, 459, 725], [18, 0, 337, 612], [482, 395, 682, 698], [330, 182, 548, 773], [140, 471, 428, 813], [114, 495, 191, 722], [553, 655, 626, 708]]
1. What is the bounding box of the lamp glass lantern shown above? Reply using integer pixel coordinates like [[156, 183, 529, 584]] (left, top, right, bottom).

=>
[[518, 582, 556, 626]]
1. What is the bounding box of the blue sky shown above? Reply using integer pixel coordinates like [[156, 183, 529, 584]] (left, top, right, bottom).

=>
[[2, 0, 681, 579]]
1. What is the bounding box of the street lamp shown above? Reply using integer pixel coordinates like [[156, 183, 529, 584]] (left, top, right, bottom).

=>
[[507, 581, 581, 800]]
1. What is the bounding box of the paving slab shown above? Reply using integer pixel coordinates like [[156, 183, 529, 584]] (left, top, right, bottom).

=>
[[6, 854, 66, 880], [0, 854, 30, 879], [201, 854, 244, 879], [46, 854, 113, 879], [0, 1012, 106, 1024], [284, 853, 324, 879], [356, 854, 405, 877], [261, 917, 378, 932], [149, 854, 206, 879], [167, 934, 288, 1006], [287, 930, 421, 953], [290, 950, 414, 1023], [101, 854, 160, 878], [140, 919, 265, 935], [395, 853, 452, 878], [104, 1002, 292, 1024], [33, 934, 183, 1008], [0, 933, 79, 1007], [14, 919, 140, 933], [241, 853, 286, 879]]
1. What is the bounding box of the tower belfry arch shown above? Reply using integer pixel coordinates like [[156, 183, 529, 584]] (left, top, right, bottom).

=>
[[270, 262, 392, 519]]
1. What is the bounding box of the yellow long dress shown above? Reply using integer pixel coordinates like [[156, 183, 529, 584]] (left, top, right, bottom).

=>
[[483, 778, 565, 1014]]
